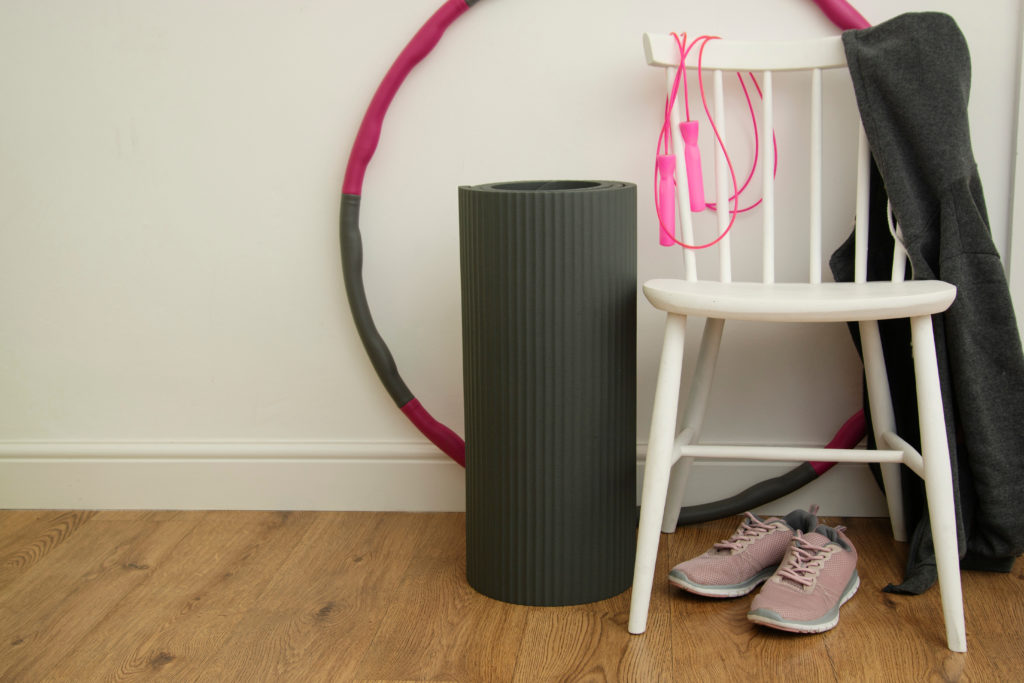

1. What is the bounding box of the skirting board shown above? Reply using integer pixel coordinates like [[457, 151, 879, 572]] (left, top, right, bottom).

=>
[[0, 441, 888, 515]]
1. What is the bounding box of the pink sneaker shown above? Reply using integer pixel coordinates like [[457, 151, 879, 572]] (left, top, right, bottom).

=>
[[668, 507, 819, 598], [747, 524, 859, 633]]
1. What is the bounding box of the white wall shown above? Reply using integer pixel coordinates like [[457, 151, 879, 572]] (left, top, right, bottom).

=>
[[1010, 6, 1024, 338], [0, 0, 1020, 510]]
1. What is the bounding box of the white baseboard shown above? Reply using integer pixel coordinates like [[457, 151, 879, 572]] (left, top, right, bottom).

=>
[[0, 441, 888, 516], [0, 441, 467, 511]]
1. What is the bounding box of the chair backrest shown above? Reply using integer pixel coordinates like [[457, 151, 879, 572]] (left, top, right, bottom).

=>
[[643, 33, 902, 285]]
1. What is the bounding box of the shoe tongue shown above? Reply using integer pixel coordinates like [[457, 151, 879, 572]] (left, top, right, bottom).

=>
[[781, 507, 819, 533], [713, 514, 770, 554], [800, 530, 834, 547], [812, 523, 854, 550]]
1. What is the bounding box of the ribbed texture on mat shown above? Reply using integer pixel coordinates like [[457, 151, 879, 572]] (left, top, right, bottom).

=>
[[459, 181, 637, 606]]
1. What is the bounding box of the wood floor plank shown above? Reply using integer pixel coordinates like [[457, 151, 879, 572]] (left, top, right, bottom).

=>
[[509, 546, 673, 681], [194, 512, 434, 682], [353, 513, 530, 683], [960, 550, 1024, 637], [0, 514, 199, 681], [0, 510, 97, 589], [0, 510, 1020, 681], [38, 510, 314, 681], [821, 516, 956, 680], [91, 510, 188, 522], [822, 517, 1024, 682], [0, 510, 67, 559], [510, 598, 672, 682]]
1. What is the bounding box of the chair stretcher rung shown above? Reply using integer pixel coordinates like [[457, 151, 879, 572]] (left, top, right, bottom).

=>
[[676, 445, 904, 464], [880, 431, 925, 478]]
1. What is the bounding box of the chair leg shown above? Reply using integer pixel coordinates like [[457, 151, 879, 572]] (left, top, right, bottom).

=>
[[661, 456, 693, 534], [878, 463, 906, 542], [910, 314, 967, 653], [859, 320, 907, 541], [661, 318, 724, 533], [629, 313, 687, 635]]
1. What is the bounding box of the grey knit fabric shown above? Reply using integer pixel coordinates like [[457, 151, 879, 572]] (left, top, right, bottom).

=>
[[830, 12, 1024, 593]]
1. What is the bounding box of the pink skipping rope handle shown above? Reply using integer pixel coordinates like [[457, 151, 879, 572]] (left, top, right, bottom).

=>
[[656, 155, 678, 245], [657, 33, 778, 249], [679, 121, 705, 212], [655, 34, 742, 250]]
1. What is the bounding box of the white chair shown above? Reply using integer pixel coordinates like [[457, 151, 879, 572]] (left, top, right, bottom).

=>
[[629, 33, 966, 652]]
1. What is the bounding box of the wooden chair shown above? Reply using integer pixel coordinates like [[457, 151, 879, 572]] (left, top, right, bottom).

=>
[[629, 33, 966, 652]]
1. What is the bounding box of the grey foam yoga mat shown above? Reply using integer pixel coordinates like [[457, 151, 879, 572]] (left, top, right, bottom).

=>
[[459, 180, 637, 605]]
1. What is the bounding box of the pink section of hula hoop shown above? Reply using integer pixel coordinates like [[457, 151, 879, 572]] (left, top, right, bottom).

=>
[[342, 0, 469, 195], [808, 0, 870, 30], [402, 398, 467, 467], [812, 409, 867, 474]]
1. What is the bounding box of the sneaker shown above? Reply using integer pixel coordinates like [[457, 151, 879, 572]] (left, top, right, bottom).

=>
[[668, 506, 820, 598], [747, 524, 859, 634]]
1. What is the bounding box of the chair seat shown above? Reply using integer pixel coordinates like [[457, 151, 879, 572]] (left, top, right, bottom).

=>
[[643, 279, 956, 322]]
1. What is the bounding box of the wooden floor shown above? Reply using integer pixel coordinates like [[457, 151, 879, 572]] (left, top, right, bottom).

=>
[[0, 511, 1021, 682]]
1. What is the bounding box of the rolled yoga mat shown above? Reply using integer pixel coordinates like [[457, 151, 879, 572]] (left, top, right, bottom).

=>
[[459, 180, 637, 605]]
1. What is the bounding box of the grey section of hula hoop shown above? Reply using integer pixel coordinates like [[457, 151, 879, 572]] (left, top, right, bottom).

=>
[[340, 193, 414, 407], [672, 462, 819, 526]]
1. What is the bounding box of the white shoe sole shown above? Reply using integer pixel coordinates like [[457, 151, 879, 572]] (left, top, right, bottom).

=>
[[747, 571, 860, 634], [668, 565, 777, 598]]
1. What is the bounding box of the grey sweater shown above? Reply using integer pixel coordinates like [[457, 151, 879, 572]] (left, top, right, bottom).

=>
[[830, 12, 1024, 593]]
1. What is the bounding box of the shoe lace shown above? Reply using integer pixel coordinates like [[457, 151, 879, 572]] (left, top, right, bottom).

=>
[[777, 528, 845, 586], [713, 512, 774, 552]]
